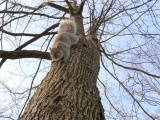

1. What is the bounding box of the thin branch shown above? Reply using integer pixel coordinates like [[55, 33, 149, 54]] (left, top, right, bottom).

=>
[[0, 29, 57, 37], [10, 1, 36, 10], [0, 23, 58, 68], [18, 59, 43, 118], [100, 44, 160, 78], [0, 14, 27, 29], [98, 78, 125, 118], [1, 0, 9, 50], [0, 10, 62, 19], [106, 55, 160, 78], [101, 5, 153, 43], [12, 23, 58, 49], [101, 57, 155, 120], [0, 50, 51, 60]]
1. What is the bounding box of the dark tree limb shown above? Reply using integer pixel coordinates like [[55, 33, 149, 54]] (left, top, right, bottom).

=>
[[65, 0, 74, 15], [15, 23, 58, 50], [37, 2, 69, 13], [0, 10, 62, 19], [0, 29, 57, 37], [10, 1, 69, 13], [0, 23, 58, 68], [77, 0, 86, 15], [0, 50, 51, 60]]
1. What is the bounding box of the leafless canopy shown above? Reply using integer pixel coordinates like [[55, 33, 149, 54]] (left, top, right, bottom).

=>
[[0, 0, 160, 119]]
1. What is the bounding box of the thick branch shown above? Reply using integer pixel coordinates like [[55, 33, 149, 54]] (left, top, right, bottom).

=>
[[65, 0, 74, 15], [0, 50, 51, 60], [77, 0, 86, 15], [37, 2, 69, 13], [10, 1, 69, 13]]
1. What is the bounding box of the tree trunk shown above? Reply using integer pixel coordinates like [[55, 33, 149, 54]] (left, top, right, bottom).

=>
[[19, 15, 105, 120]]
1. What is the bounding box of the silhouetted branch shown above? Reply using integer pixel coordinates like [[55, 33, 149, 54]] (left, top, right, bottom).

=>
[[0, 29, 57, 37], [0, 23, 58, 68], [10, 1, 69, 13], [0, 10, 62, 19], [77, 0, 86, 15], [0, 50, 51, 60], [65, 0, 74, 15]]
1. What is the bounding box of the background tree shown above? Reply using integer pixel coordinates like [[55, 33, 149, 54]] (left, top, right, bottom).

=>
[[0, 0, 160, 120]]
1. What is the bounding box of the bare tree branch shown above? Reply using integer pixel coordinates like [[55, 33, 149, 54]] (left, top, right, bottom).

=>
[[18, 59, 43, 118], [1, 0, 160, 119], [101, 57, 155, 120], [10, 1, 69, 13], [98, 77, 125, 118], [77, 0, 86, 15], [0, 50, 51, 60], [101, 44, 160, 78], [65, 0, 74, 15], [0, 10, 62, 19], [0, 23, 58, 68], [0, 29, 57, 37]]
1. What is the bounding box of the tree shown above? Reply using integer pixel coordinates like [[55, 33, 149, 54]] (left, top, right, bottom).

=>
[[0, 0, 160, 120]]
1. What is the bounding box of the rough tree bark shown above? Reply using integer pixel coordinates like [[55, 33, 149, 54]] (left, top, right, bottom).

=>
[[19, 9, 105, 120]]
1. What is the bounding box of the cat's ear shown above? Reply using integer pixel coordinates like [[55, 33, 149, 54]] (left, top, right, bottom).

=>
[[49, 47, 52, 50]]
